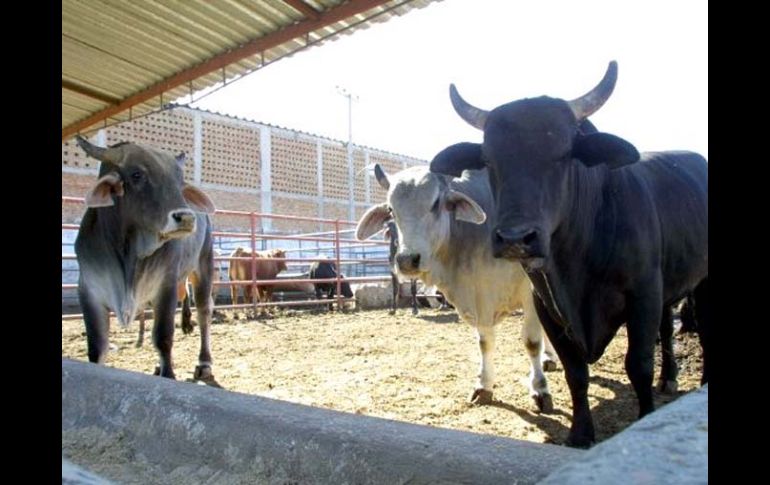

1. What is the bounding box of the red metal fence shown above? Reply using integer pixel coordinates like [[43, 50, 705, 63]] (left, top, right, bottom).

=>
[[62, 197, 392, 321]]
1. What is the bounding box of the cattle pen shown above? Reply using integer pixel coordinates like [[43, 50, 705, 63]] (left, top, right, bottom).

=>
[[61, 197, 706, 483], [62, 195, 400, 319]]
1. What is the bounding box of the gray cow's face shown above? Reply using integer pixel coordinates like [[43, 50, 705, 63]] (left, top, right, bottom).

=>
[[356, 165, 485, 280], [77, 137, 215, 256]]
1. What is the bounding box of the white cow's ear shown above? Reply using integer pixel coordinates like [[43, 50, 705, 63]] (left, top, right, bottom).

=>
[[183, 184, 216, 214], [445, 190, 486, 225], [356, 203, 391, 240], [85, 172, 124, 208]]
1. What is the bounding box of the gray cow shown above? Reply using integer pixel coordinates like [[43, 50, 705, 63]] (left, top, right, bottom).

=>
[[74, 136, 218, 384], [357, 163, 558, 411]]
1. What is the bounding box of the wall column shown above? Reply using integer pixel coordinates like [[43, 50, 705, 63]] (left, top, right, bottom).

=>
[[193, 112, 202, 185], [260, 126, 272, 231], [317, 141, 324, 224]]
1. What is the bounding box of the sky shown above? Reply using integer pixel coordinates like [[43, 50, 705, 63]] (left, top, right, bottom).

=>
[[193, 0, 708, 162]]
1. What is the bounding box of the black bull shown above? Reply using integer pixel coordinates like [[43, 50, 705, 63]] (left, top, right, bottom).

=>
[[308, 261, 354, 310], [431, 61, 708, 447], [74, 137, 219, 384]]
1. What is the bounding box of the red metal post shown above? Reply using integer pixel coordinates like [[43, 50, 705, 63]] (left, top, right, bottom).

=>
[[335, 219, 342, 311], [251, 212, 258, 314]]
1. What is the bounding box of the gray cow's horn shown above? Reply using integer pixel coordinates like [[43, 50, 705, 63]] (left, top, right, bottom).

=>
[[75, 135, 122, 164], [567, 61, 618, 121], [449, 84, 488, 130]]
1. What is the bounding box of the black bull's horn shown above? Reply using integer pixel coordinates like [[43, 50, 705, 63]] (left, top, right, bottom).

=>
[[449, 61, 619, 128], [567, 61, 618, 120], [449, 84, 489, 130]]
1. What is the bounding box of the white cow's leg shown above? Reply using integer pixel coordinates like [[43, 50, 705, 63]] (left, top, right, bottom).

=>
[[522, 296, 554, 413], [470, 324, 496, 405], [542, 330, 560, 371]]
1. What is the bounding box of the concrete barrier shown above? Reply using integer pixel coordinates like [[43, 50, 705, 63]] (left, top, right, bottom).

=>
[[62, 458, 114, 485], [354, 284, 391, 310], [538, 384, 708, 484], [62, 358, 582, 484]]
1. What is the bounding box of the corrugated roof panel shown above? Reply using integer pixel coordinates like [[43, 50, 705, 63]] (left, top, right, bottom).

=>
[[62, 27, 189, 80], [218, 0, 283, 32], [62, 0, 444, 139], [114, 0, 248, 54], [62, 42, 155, 94], [63, 92, 108, 114], [257, 0, 304, 24], [63, 4, 210, 67]]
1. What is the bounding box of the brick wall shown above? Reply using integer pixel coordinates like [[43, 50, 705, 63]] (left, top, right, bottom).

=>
[[61, 107, 426, 232]]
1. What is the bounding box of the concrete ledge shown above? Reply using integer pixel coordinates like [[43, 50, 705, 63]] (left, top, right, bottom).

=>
[[539, 385, 708, 484], [63, 358, 582, 484], [62, 458, 114, 484]]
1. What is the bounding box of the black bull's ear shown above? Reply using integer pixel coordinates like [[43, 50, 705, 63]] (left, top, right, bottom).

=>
[[429, 142, 484, 177], [573, 132, 640, 169]]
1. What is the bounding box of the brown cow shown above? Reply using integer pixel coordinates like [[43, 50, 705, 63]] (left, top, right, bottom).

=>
[[228, 248, 288, 306]]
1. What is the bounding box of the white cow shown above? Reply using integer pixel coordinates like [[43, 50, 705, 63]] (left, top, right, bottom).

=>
[[356, 162, 558, 412]]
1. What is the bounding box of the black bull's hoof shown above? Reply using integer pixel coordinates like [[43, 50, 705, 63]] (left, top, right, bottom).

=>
[[657, 379, 679, 395], [565, 435, 595, 449], [533, 393, 554, 414]]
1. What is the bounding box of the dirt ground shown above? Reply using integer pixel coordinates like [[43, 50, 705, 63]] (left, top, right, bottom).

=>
[[61, 306, 703, 446]]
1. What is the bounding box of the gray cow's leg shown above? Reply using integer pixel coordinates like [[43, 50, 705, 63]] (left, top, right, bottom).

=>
[[136, 310, 145, 348], [657, 305, 679, 394], [521, 295, 554, 413], [79, 287, 110, 364], [470, 324, 496, 405], [152, 281, 178, 379], [192, 278, 219, 386], [410, 279, 418, 316]]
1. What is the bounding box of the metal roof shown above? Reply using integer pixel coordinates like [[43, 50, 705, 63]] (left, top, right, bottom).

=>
[[62, 0, 441, 140]]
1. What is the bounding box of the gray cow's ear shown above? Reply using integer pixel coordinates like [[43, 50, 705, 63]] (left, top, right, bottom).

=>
[[430, 142, 484, 177], [356, 203, 391, 240], [573, 132, 639, 169], [182, 184, 216, 214], [445, 190, 486, 225], [85, 172, 124, 208]]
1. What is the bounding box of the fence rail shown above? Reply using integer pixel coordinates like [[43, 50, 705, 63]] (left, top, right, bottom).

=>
[[62, 196, 392, 318]]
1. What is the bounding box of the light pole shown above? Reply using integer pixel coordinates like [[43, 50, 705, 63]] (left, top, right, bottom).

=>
[[335, 85, 358, 222]]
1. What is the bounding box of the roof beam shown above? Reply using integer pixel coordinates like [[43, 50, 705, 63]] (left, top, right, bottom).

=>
[[62, 0, 394, 140], [62, 80, 122, 105], [283, 0, 320, 19]]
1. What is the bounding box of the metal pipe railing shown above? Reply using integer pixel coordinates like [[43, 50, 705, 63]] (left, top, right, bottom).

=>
[[62, 196, 392, 315]]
